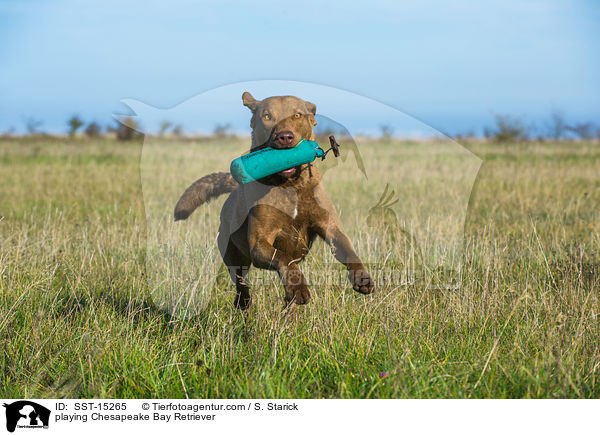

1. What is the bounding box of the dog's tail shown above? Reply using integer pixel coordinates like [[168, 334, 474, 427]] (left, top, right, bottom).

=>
[[174, 172, 239, 221]]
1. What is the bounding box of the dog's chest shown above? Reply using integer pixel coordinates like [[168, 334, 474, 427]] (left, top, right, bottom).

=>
[[273, 201, 317, 256]]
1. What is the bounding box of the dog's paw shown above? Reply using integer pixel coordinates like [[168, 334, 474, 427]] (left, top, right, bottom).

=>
[[285, 283, 311, 305], [349, 268, 375, 294], [283, 269, 311, 305], [234, 289, 252, 310]]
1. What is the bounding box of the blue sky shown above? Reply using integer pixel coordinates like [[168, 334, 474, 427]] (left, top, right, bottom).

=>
[[0, 0, 598, 136]]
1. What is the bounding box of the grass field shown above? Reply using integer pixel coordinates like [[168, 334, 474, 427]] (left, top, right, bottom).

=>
[[1, 136, 599, 398]]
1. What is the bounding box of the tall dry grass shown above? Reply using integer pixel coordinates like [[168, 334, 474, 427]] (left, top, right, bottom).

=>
[[0, 137, 598, 398]]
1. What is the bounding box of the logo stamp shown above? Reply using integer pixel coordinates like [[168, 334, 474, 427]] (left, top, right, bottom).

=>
[[3, 401, 50, 433]]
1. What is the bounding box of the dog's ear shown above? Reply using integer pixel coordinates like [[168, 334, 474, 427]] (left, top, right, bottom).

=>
[[242, 92, 259, 112], [305, 101, 317, 126]]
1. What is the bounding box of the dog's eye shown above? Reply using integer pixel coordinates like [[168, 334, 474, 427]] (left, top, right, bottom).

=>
[[263, 114, 271, 120], [294, 113, 302, 119]]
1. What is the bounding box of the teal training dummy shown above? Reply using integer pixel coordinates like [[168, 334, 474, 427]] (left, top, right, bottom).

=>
[[230, 136, 340, 184]]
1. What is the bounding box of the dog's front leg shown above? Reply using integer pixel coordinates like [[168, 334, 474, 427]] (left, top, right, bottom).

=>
[[317, 224, 375, 295], [248, 217, 310, 305]]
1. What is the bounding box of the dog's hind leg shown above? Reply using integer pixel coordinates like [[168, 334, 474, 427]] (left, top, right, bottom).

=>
[[223, 241, 252, 310]]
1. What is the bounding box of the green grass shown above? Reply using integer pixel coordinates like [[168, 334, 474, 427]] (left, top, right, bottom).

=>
[[1, 136, 599, 398]]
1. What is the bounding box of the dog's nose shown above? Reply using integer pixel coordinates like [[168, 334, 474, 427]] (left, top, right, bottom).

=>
[[275, 130, 295, 147]]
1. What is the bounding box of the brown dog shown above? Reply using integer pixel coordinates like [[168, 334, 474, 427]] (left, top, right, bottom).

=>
[[174, 92, 374, 309]]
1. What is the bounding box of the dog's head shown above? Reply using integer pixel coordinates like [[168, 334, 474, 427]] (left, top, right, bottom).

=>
[[242, 92, 317, 152]]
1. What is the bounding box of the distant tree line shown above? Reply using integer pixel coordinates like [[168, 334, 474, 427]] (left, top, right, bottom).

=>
[[3, 111, 598, 143], [475, 111, 599, 143], [14, 115, 183, 141]]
